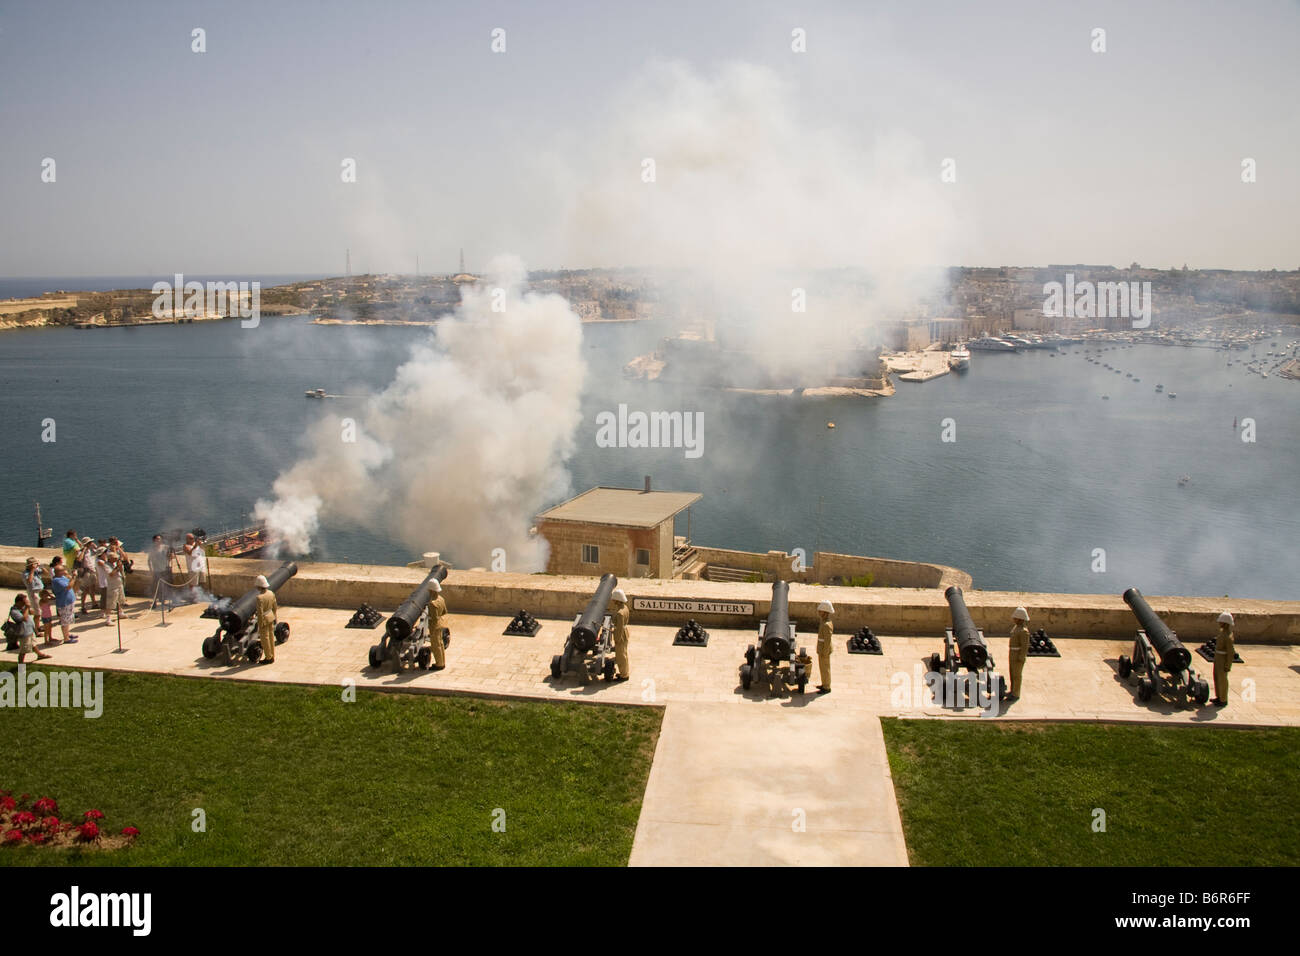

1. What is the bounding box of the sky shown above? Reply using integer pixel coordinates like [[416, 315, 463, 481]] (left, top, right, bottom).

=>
[[1, 0, 1297, 277]]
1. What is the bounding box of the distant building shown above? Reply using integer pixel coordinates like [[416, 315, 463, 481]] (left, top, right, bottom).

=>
[[536, 482, 701, 579], [927, 317, 970, 343]]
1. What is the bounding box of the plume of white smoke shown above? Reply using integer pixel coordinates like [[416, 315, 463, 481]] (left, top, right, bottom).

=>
[[254, 256, 585, 568], [558, 60, 960, 375]]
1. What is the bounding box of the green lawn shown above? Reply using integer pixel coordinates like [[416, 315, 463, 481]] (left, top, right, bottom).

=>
[[0, 665, 662, 865], [881, 718, 1300, 866]]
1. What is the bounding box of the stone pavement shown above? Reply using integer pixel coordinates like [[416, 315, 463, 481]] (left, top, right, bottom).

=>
[[5, 588, 1298, 865]]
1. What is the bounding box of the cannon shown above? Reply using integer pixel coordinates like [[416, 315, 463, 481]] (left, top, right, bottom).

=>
[[368, 566, 450, 671], [1119, 588, 1209, 706], [740, 581, 812, 694], [550, 573, 619, 683], [927, 586, 1006, 708], [200, 563, 296, 664]]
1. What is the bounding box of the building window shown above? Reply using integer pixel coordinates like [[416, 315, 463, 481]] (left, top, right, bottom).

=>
[[635, 548, 650, 566], [581, 544, 599, 564]]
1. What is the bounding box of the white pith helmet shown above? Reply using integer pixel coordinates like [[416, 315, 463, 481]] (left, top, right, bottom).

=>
[[1217, 611, 1234, 626], [1012, 607, 1029, 621], [818, 599, 834, 614], [429, 579, 442, 593], [255, 575, 270, 589], [611, 587, 627, 603]]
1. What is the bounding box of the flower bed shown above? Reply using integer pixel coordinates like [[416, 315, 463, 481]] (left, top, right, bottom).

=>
[[0, 790, 139, 852]]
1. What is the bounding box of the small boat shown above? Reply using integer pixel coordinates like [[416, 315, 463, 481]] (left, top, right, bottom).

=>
[[1155, 384, 1164, 391], [1169, 392, 1177, 398], [305, 388, 326, 399], [1102, 395, 1110, 400], [1178, 475, 1190, 486]]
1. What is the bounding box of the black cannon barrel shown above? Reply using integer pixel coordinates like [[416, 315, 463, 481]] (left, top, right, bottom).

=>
[[385, 565, 449, 642], [219, 563, 298, 633], [760, 580, 794, 659], [570, 573, 617, 652], [1122, 587, 1191, 673], [944, 586, 989, 670]]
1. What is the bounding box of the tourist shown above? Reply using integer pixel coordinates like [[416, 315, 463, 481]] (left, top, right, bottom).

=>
[[47, 561, 78, 644], [77, 537, 99, 615], [9, 594, 52, 663], [185, 533, 208, 600], [61, 529, 79, 573], [94, 543, 111, 615], [147, 534, 172, 609], [103, 547, 128, 624], [38, 588, 55, 644], [22, 556, 45, 608]]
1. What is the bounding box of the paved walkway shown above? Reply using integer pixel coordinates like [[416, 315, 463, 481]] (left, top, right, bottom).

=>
[[6, 589, 1298, 865]]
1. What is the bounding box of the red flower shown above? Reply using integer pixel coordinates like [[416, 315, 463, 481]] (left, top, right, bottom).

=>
[[3, 830, 21, 844], [42, 816, 60, 831], [11, 811, 36, 827], [120, 826, 140, 838], [32, 797, 57, 814], [0, 797, 14, 812], [83, 809, 105, 821], [76, 821, 99, 842], [27, 832, 49, 845]]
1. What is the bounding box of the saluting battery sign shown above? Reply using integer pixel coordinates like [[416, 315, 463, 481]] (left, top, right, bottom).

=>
[[633, 599, 754, 615]]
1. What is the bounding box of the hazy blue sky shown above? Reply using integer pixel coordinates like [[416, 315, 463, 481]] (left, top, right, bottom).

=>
[[1, 0, 1296, 276]]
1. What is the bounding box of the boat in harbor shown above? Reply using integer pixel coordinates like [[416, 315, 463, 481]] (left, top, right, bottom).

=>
[[948, 344, 971, 371], [305, 387, 326, 399], [161, 519, 282, 559], [968, 336, 1017, 352]]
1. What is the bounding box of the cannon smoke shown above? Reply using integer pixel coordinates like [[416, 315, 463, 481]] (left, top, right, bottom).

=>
[[254, 255, 585, 569]]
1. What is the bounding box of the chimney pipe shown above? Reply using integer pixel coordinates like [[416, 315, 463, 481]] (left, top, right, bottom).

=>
[[643, 475, 651, 494]]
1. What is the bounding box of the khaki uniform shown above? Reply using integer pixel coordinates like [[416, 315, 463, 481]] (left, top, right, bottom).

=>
[[1214, 626, 1235, 702], [1008, 624, 1030, 697], [256, 590, 277, 662], [611, 601, 630, 678], [427, 595, 447, 668], [816, 618, 833, 689]]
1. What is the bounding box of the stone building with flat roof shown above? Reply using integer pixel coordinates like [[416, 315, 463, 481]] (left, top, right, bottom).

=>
[[536, 481, 700, 579]]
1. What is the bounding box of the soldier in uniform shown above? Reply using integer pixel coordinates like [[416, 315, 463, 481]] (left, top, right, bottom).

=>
[[1007, 607, 1031, 699], [610, 587, 630, 681], [816, 599, 834, 694], [426, 578, 447, 670], [1212, 611, 1235, 707], [254, 574, 278, 664]]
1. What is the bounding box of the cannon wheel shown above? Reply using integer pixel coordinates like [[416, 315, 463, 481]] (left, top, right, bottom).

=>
[[247, 642, 262, 664], [368, 645, 384, 669], [740, 664, 753, 690], [275, 621, 290, 644], [550, 655, 563, 680], [929, 652, 942, 674], [1137, 678, 1154, 702], [744, 644, 756, 666], [201, 635, 221, 659], [1118, 655, 1132, 679], [1193, 679, 1210, 705], [603, 658, 615, 682], [417, 646, 432, 670]]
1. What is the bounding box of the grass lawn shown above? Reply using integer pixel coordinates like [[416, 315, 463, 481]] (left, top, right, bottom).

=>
[[0, 665, 662, 865], [881, 718, 1300, 866]]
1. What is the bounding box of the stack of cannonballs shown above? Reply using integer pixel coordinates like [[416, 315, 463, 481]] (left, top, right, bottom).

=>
[[673, 619, 709, 646], [345, 604, 384, 629], [848, 626, 882, 654], [1196, 637, 1243, 664], [1027, 628, 1060, 657], [504, 609, 541, 636]]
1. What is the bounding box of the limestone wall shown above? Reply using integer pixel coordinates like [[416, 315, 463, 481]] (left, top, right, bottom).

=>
[[2, 545, 1296, 643], [687, 546, 970, 589]]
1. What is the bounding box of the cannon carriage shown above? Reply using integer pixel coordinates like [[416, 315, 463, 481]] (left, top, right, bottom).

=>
[[367, 566, 450, 672], [927, 586, 1007, 708], [550, 573, 619, 683], [200, 563, 296, 665], [740, 581, 813, 694], [1119, 588, 1210, 706]]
